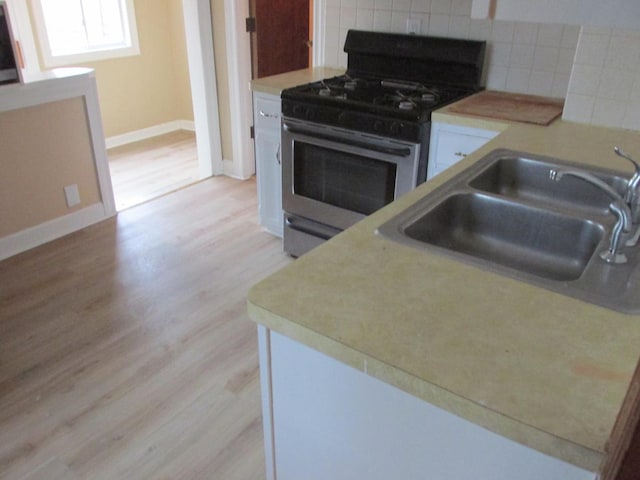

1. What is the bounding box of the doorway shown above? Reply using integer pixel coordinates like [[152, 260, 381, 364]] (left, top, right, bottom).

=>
[[249, 0, 313, 79], [6, 0, 223, 215]]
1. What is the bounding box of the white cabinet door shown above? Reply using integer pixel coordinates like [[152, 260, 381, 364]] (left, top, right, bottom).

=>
[[427, 122, 499, 180], [264, 330, 596, 480], [253, 92, 283, 237]]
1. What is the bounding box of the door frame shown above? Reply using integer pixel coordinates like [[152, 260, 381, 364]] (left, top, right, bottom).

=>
[[223, 0, 325, 181]]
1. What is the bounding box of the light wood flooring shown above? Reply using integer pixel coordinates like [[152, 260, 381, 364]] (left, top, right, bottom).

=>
[[0, 176, 292, 479], [108, 130, 200, 211]]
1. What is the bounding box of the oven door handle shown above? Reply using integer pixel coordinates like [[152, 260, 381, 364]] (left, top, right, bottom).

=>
[[283, 124, 412, 157]]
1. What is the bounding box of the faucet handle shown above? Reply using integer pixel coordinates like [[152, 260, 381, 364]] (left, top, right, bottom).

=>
[[614, 146, 640, 172], [614, 146, 640, 205]]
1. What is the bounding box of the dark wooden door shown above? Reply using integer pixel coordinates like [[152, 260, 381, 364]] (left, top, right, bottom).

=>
[[252, 0, 310, 79]]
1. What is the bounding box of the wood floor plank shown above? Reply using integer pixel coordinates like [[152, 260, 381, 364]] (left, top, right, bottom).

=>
[[0, 176, 291, 479], [108, 130, 200, 211]]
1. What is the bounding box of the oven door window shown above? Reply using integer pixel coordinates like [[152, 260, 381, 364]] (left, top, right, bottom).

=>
[[293, 143, 397, 215]]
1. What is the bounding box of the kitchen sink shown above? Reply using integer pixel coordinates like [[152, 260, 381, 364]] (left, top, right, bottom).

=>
[[402, 193, 604, 282], [377, 148, 640, 313], [469, 155, 628, 217]]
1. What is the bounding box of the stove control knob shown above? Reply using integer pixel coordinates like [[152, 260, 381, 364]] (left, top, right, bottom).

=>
[[292, 105, 304, 117], [373, 120, 385, 133], [305, 108, 316, 120], [389, 122, 401, 135]]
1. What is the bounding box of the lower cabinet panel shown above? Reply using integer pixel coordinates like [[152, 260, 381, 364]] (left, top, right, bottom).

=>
[[268, 331, 596, 480]]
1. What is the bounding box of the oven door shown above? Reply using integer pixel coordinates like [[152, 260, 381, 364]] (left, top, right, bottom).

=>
[[282, 118, 421, 231]]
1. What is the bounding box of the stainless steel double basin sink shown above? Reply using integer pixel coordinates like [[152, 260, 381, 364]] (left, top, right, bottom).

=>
[[377, 148, 640, 313]]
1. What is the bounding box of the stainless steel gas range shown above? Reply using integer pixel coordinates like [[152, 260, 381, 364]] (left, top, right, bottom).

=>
[[280, 30, 486, 257]]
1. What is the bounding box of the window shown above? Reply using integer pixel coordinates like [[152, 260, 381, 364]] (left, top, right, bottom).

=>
[[31, 0, 139, 67]]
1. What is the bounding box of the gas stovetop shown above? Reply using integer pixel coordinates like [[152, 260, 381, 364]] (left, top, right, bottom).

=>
[[283, 74, 478, 121]]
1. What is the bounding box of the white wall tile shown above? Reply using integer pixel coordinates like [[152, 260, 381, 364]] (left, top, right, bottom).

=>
[[448, 15, 470, 39], [410, 0, 431, 13], [373, 9, 393, 31], [623, 102, 640, 131], [358, 0, 375, 7], [467, 18, 492, 41], [563, 94, 595, 124], [391, 11, 410, 32], [326, 7, 341, 28], [556, 47, 576, 75], [513, 22, 538, 45], [597, 69, 635, 102], [551, 73, 570, 98], [413, 13, 430, 35], [488, 42, 512, 66], [573, 32, 609, 67], [428, 14, 450, 36], [430, 0, 452, 14], [486, 65, 508, 90], [505, 67, 530, 92], [491, 21, 515, 43], [375, 0, 393, 9], [631, 78, 640, 103], [340, 7, 358, 28], [393, 0, 413, 11], [509, 44, 535, 69], [528, 70, 554, 96], [451, 0, 472, 16], [567, 64, 601, 96], [564, 26, 640, 130], [357, 9, 375, 29], [532, 46, 559, 72], [536, 24, 563, 47], [605, 34, 640, 70], [592, 98, 627, 128], [561, 25, 580, 49]]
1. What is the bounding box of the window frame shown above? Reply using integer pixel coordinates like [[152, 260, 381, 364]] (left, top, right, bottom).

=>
[[31, 0, 140, 67]]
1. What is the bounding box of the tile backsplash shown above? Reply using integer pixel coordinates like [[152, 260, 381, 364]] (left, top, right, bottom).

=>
[[321, 0, 640, 131], [563, 26, 640, 131], [322, 0, 579, 98]]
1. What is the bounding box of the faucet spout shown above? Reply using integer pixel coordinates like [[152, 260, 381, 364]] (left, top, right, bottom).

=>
[[550, 168, 632, 264]]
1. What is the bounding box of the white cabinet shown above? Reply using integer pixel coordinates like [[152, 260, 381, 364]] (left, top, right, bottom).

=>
[[257, 327, 596, 480], [427, 122, 499, 180], [253, 92, 283, 237]]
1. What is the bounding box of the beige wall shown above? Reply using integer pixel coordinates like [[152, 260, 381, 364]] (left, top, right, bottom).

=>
[[29, 0, 194, 138], [210, 0, 233, 162], [0, 98, 101, 237]]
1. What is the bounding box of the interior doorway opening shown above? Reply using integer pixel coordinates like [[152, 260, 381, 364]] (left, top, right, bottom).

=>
[[6, 0, 223, 215]]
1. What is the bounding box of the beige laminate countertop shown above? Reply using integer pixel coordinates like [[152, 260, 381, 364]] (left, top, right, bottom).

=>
[[251, 66, 345, 96], [248, 107, 640, 471]]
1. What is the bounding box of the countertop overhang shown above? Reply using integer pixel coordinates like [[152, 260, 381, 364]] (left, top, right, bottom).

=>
[[248, 83, 640, 472]]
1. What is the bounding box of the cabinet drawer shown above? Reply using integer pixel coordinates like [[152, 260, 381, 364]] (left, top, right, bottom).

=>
[[435, 129, 494, 168], [427, 123, 499, 180], [254, 95, 281, 131]]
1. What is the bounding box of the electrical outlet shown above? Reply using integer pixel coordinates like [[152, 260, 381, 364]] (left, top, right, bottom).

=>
[[406, 18, 421, 34], [64, 184, 81, 208]]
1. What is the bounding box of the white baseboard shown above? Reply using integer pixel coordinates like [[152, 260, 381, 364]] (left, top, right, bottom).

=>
[[223, 158, 254, 180], [105, 120, 196, 149], [0, 203, 110, 261]]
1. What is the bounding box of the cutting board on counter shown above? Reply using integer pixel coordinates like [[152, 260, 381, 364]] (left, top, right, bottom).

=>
[[448, 91, 564, 125]]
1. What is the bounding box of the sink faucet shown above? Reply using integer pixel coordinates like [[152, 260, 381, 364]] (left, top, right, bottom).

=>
[[614, 146, 640, 222], [549, 168, 632, 264]]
